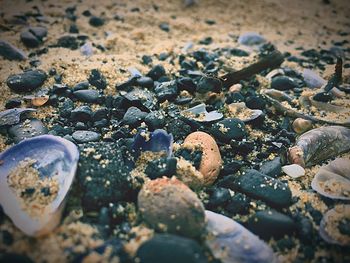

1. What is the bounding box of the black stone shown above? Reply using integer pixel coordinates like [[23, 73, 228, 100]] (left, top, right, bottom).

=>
[[70, 106, 93, 122], [245, 96, 266, 110], [145, 157, 177, 179], [0, 230, 13, 246], [78, 141, 135, 211], [176, 77, 196, 93], [20, 31, 41, 48], [59, 98, 74, 118], [73, 81, 90, 91], [0, 253, 34, 263], [136, 76, 154, 88], [5, 98, 22, 109], [166, 119, 191, 140], [226, 92, 245, 103], [6, 69, 47, 93], [93, 107, 109, 122], [211, 118, 247, 142], [159, 22, 170, 32], [56, 35, 79, 50], [8, 119, 48, 143], [136, 234, 208, 263], [271, 76, 298, 91], [142, 55, 153, 65], [246, 210, 296, 240], [73, 89, 100, 103], [145, 111, 165, 130], [123, 88, 157, 112], [72, 130, 100, 143], [234, 169, 292, 208], [230, 48, 250, 57], [313, 92, 332, 102], [154, 81, 178, 102], [69, 24, 79, 33], [297, 216, 313, 243], [226, 192, 251, 215], [196, 76, 222, 94], [146, 64, 166, 81], [259, 157, 282, 178], [123, 107, 147, 127], [88, 69, 107, 89], [220, 160, 243, 177], [0, 40, 27, 61], [89, 16, 105, 27], [208, 187, 231, 207]]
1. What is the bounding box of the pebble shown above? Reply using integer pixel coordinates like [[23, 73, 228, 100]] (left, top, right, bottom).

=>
[[89, 16, 105, 27], [292, 118, 313, 134], [145, 110, 166, 130], [73, 89, 100, 103], [136, 76, 154, 88], [302, 69, 326, 89], [184, 131, 222, 185], [70, 106, 93, 122], [6, 70, 47, 93], [88, 69, 107, 89], [146, 64, 166, 81], [282, 164, 305, 178], [137, 177, 206, 238], [20, 26, 47, 48], [166, 119, 191, 140], [220, 160, 243, 176], [0, 253, 34, 263], [246, 210, 296, 240], [234, 169, 292, 208], [5, 98, 22, 109], [59, 98, 74, 118], [208, 188, 231, 208], [245, 95, 266, 110], [226, 193, 251, 215], [259, 157, 282, 178], [159, 22, 170, 32], [145, 157, 177, 179], [238, 32, 266, 46], [72, 130, 100, 143], [205, 210, 276, 263], [136, 234, 208, 263], [313, 92, 332, 102], [154, 81, 178, 102], [271, 76, 298, 91], [211, 118, 247, 142], [56, 35, 79, 50], [8, 119, 48, 143], [196, 76, 222, 93], [93, 107, 109, 122], [176, 77, 197, 93], [123, 107, 147, 127], [0, 40, 27, 61], [0, 108, 35, 127]]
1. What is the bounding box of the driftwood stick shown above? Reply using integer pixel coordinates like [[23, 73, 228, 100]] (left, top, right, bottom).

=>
[[221, 50, 284, 88], [324, 57, 342, 93]]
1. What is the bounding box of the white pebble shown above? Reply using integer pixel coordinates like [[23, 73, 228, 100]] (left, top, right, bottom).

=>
[[282, 164, 305, 178]]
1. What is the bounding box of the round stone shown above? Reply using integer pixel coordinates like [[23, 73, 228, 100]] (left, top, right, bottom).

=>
[[72, 130, 100, 143]]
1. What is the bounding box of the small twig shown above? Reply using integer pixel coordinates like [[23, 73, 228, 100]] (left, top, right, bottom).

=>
[[324, 57, 342, 93]]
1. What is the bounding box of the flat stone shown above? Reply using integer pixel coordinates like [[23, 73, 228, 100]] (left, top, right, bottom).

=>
[[72, 130, 100, 143], [8, 119, 48, 143], [154, 81, 178, 102], [282, 164, 305, 178], [259, 157, 282, 178], [73, 89, 100, 103], [0, 40, 27, 61], [6, 70, 47, 93]]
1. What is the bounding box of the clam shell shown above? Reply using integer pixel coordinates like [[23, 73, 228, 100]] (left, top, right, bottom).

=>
[[311, 157, 350, 200], [181, 103, 223, 123], [319, 205, 350, 246], [0, 135, 79, 236]]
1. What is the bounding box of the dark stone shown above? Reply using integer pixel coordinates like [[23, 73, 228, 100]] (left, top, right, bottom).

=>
[[123, 88, 157, 112], [174, 147, 202, 170], [297, 216, 313, 243], [0, 40, 27, 61], [226, 92, 245, 103], [220, 160, 243, 176], [199, 37, 213, 45], [78, 141, 135, 211], [6, 69, 47, 93], [208, 187, 231, 208], [123, 107, 147, 127], [154, 81, 178, 102], [271, 76, 298, 91], [0, 253, 34, 263], [313, 92, 332, 102], [56, 35, 79, 50], [88, 69, 107, 89], [211, 118, 247, 142], [145, 111, 165, 130], [145, 157, 177, 179], [8, 119, 48, 143], [73, 89, 100, 103], [94, 119, 108, 128], [75, 122, 87, 130], [93, 107, 109, 121], [70, 106, 93, 122], [0, 230, 13, 246], [136, 76, 154, 88], [234, 169, 292, 208], [166, 119, 191, 140], [176, 77, 196, 93], [245, 96, 266, 110], [73, 81, 90, 91], [226, 192, 251, 215], [259, 157, 282, 178], [59, 98, 74, 118], [20, 31, 41, 48], [146, 64, 166, 81], [245, 210, 296, 240], [230, 48, 250, 57], [69, 24, 79, 33], [136, 234, 208, 263], [5, 98, 22, 109], [72, 130, 100, 143], [89, 16, 105, 27], [159, 22, 170, 32], [196, 76, 222, 93], [142, 55, 153, 65]]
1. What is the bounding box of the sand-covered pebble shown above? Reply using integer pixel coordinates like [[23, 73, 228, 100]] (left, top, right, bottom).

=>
[[137, 177, 206, 238]]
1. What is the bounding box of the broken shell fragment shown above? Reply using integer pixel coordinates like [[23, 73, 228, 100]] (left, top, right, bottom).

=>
[[226, 102, 263, 123], [0, 135, 79, 236], [288, 126, 350, 167], [319, 205, 350, 246], [24, 95, 50, 107], [311, 157, 350, 200], [0, 108, 36, 127], [292, 118, 313, 134], [181, 103, 223, 123]]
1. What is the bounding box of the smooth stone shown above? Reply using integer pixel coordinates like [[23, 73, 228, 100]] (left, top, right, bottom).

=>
[[146, 64, 166, 81], [70, 106, 93, 122], [138, 177, 206, 238], [235, 169, 292, 208], [303, 69, 326, 89], [238, 32, 266, 46], [196, 76, 222, 94], [246, 210, 296, 240], [56, 35, 79, 50], [5, 98, 22, 109], [136, 234, 208, 263], [159, 22, 170, 32], [73, 81, 90, 91], [20, 27, 47, 48], [72, 130, 100, 143], [136, 76, 154, 88], [28, 26, 47, 40], [89, 16, 105, 27], [145, 111, 165, 130], [292, 118, 313, 134], [282, 164, 305, 178], [205, 210, 277, 263], [176, 77, 196, 93], [73, 89, 100, 103], [59, 98, 74, 118], [208, 188, 231, 207], [123, 107, 147, 127], [245, 95, 266, 110], [145, 157, 177, 179], [6, 70, 47, 93], [211, 118, 247, 142], [184, 131, 222, 185], [0, 40, 27, 61], [226, 192, 251, 215], [259, 157, 282, 178], [8, 119, 48, 143], [271, 76, 298, 91], [313, 92, 332, 102], [154, 81, 178, 102], [0, 108, 35, 127], [88, 69, 107, 89], [93, 107, 109, 122]]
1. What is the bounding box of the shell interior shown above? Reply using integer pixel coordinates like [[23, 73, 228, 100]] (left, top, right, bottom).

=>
[[181, 103, 223, 122]]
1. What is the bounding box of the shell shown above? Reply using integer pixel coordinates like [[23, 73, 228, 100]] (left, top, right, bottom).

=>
[[288, 126, 350, 167], [181, 103, 223, 123], [132, 129, 173, 157], [227, 102, 263, 123], [205, 210, 278, 263], [302, 69, 326, 89], [0, 108, 36, 127], [0, 135, 79, 236], [319, 205, 350, 246], [311, 157, 350, 200]]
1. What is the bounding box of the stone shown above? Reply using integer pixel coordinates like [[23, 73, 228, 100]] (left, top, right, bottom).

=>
[[6, 70, 47, 93], [88, 69, 107, 89], [211, 118, 247, 142], [292, 118, 313, 134], [145, 111, 166, 130], [89, 16, 105, 27], [145, 157, 177, 179], [72, 130, 100, 143], [196, 76, 222, 93], [259, 157, 282, 178], [146, 64, 166, 81], [56, 35, 79, 50], [245, 95, 266, 110], [5, 98, 22, 109], [184, 131, 222, 185], [246, 210, 296, 240], [59, 98, 74, 118], [0, 40, 27, 61], [73, 89, 100, 103], [70, 106, 93, 122], [20, 27, 47, 48], [123, 107, 147, 127], [136, 234, 208, 263], [159, 22, 170, 32], [271, 76, 298, 91], [303, 69, 326, 89], [238, 32, 266, 46], [234, 169, 292, 208], [226, 193, 251, 215], [208, 188, 231, 208], [282, 164, 305, 178], [154, 81, 178, 102], [136, 76, 154, 88], [8, 119, 48, 143], [138, 177, 206, 238], [176, 77, 196, 93]]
